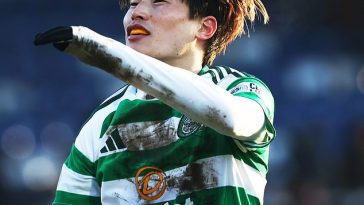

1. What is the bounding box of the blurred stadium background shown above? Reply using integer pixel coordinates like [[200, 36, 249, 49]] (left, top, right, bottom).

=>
[[0, 0, 363, 204]]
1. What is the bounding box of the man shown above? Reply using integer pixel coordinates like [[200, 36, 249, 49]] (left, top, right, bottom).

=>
[[34, 0, 275, 204]]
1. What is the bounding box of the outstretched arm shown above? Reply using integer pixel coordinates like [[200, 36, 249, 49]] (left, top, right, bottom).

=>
[[34, 26, 265, 140]]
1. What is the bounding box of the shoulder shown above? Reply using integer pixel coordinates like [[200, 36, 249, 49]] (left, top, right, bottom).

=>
[[201, 65, 273, 94], [210, 66, 276, 147], [203, 65, 275, 122]]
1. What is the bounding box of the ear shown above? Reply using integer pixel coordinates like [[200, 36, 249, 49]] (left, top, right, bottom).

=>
[[196, 16, 217, 41]]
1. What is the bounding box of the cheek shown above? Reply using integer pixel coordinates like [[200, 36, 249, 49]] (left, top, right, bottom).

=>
[[123, 12, 131, 30]]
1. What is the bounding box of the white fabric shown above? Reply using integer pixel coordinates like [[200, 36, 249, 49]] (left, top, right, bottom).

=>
[[101, 155, 266, 205], [57, 164, 101, 197], [64, 26, 265, 140]]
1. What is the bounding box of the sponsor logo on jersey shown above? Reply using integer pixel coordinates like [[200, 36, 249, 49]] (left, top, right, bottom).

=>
[[135, 166, 167, 201], [100, 128, 126, 154], [230, 82, 261, 95], [177, 115, 203, 138], [249, 82, 262, 95]]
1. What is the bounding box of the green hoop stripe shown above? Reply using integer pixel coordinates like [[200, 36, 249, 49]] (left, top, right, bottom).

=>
[[53, 191, 101, 205], [65, 144, 96, 176]]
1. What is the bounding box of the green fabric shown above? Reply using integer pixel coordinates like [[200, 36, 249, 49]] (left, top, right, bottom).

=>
[[96, 127, 268, 183], [109, 99, 181, 126], [99, 111, 115, 138], [56, 65, 274, 205], [53, 191, 101, 205], [65, 144, 96, 176]]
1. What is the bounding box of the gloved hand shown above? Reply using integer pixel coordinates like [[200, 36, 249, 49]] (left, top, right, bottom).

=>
[[33, 26, 164, 89], [34, 26, 73, 51], [33, 26, 125, 72]]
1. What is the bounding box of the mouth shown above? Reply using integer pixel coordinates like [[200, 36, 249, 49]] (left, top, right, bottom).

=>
[[127, 24, 150, 37]]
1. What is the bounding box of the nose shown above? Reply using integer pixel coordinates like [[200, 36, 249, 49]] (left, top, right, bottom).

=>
[[131, 1, 150, 20]]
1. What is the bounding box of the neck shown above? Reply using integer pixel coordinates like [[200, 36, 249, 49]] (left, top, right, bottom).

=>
[[160, 45, 205, 74]]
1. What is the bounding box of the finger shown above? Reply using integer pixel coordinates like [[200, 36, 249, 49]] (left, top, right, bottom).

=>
[[33, 26, 73, 46]]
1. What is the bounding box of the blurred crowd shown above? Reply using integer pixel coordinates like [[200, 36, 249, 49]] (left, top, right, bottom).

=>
[[0, 0, 363, 204]]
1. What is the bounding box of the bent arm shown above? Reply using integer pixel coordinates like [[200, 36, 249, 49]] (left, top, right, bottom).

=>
[[66, 26, 265, 140]]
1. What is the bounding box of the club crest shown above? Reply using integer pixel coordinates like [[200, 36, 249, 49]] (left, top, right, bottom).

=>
[[177, 115, 203, 137]]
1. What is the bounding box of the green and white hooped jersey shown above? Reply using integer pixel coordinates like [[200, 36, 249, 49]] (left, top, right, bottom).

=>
[[53, 65, 275, 205]]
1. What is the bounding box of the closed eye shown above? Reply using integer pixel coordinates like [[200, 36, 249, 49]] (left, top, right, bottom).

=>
[[153, 0, 166, 4]]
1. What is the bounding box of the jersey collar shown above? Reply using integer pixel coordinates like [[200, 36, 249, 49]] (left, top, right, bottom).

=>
[[197, 65, 210, 76]]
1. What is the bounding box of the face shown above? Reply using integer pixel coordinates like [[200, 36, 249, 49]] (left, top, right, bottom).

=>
[[123, 0, 201, 64]]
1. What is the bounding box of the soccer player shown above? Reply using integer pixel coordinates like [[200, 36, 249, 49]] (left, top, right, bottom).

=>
[[34, 0, 275, 204]]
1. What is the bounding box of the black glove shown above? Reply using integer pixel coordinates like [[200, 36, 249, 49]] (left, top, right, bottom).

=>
[[33, 26, 125, 72], [33, 26, 73, 51]]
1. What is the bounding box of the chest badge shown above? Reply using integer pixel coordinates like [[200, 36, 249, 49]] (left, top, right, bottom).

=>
[[177, 115, 203, 137]]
